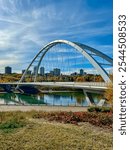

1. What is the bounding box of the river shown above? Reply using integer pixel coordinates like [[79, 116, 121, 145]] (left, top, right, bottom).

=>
[[0, 92, 102, 106]]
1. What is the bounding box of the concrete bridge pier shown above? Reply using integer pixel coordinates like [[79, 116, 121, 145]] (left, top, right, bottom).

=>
[[83, 89, 95, 106]]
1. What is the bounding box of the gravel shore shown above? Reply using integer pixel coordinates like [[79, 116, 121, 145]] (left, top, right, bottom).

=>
[[0, 105, 87, 112]]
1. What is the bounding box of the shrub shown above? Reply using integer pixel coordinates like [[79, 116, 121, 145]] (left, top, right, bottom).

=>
[[101, 107, 111, 113], [0, 117, 26, 130], [88, 106, 96, 112], [88, 106, 112, 113], [95, 107, 102, 112], [99, 114, 113, 127], [32, 111, 112, 128], [32, 112, 44, 119]]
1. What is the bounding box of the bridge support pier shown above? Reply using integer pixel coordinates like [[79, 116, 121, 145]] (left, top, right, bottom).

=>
[[83, 90, 95, 106]]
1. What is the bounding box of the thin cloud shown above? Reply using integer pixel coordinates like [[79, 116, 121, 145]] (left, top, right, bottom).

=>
[[0, 0, 113, 73]]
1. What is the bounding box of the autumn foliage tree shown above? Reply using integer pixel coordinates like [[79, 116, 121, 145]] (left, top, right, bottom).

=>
[[104, 82, 113, 104], [76, 76, 85, 82]]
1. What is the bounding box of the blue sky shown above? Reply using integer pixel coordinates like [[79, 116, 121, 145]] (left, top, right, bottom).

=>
[[0, 0, 113, 73]]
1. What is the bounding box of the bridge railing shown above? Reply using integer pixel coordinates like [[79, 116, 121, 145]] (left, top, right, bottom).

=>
[[0, 81, 109, 87], [51, 82, 108, 87], [74, 82, 108, 87]]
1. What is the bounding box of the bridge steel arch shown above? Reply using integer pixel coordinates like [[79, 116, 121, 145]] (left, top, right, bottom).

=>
[[18, 40, 112, 87]]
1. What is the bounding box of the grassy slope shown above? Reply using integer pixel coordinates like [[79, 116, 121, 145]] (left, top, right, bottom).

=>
[[0, 121, 112, 150], [0, 111, 112, 150]]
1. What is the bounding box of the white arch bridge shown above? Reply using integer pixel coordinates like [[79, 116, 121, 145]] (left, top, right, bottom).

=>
[[1, 40, 113, 106], [18, 39, 112, 85]]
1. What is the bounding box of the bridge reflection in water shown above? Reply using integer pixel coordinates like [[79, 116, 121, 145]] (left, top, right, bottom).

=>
[[0, 82, 107, 106], [0, 92, 102, 106]]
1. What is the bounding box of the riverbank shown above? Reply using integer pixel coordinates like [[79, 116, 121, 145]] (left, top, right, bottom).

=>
[[0, 105, 87, 112]]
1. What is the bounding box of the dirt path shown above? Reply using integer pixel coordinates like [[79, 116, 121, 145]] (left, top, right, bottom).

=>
[[0, 105, 87, 112]]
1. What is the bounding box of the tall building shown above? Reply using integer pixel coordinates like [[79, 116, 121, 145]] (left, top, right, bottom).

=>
[[33, 66, 38, 75], [53, 68, 60, 76], [27, 70, 31, 75], [71, 72, 78, 76], [50, 70, 54, 76], [40, 67, 45, 75], [80, 69, 84, 75], [5, 66, 12, 74], [22, 70, 25, 74], [22, 70, 31, 75]]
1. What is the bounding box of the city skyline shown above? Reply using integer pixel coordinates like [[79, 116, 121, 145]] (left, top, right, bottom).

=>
[[2, 65, 112, 75], [0, 0, 113, 73]]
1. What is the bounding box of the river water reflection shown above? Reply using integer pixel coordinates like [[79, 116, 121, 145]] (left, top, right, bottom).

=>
[[0, 92, 102, 106]]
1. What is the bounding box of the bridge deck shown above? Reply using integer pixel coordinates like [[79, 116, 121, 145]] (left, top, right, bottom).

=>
[[0, 82, 108, 91]]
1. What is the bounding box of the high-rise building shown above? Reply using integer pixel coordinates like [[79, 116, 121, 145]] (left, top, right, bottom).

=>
[[53, 68, 60, 76], [22, 70, 25, 74], [40, 67, 45, 75], [71, 72, 77, 76], [50, 70, 54, 76], [80, 69, 84, 75], [5, 66, 12, 74], [33, 66, 38, 75], [27, 70, 31, 75], [22, 70, 31, 75]]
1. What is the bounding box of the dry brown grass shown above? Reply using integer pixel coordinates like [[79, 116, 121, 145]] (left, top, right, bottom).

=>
[[0, 111, 112, 150]]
